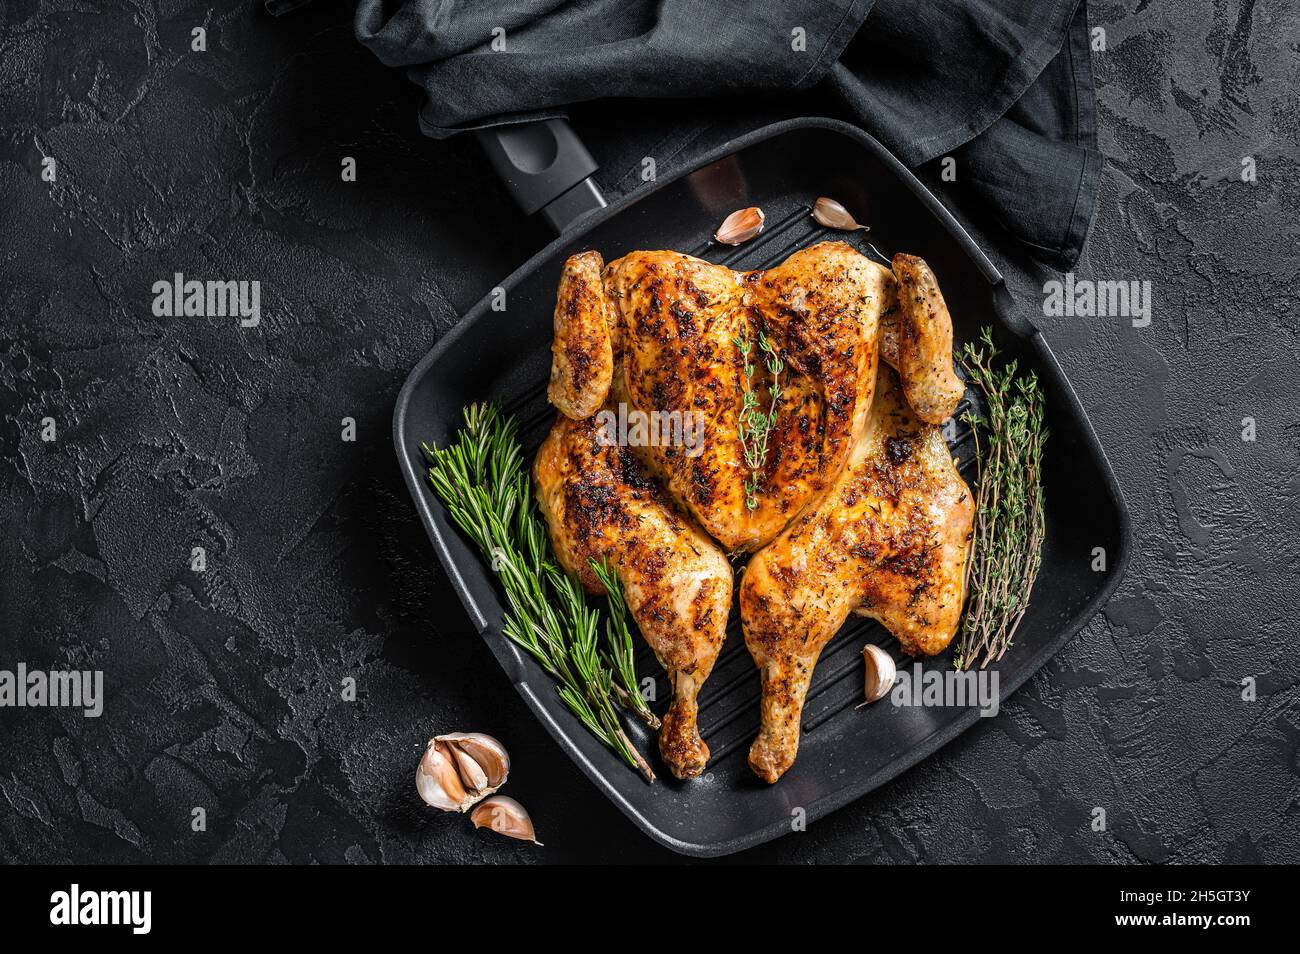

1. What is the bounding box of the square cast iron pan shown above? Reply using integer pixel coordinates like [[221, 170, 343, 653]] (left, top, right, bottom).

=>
[[393, 118, 1132, 857]]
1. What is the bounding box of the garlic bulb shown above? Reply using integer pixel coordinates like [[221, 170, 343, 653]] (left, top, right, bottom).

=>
[[715, 206, 765, 245], [470, 796, 542, 845], [811, 196, 869, 232], [861, 644, 896, 704], [415, 733, 510, 812]]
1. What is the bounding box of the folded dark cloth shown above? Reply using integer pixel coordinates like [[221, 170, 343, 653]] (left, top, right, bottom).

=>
[[347, 0, 1100, 266]]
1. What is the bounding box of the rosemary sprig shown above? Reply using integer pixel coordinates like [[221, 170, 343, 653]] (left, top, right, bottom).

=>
[[734, 325, 784, 511], [423, 403, 655, 781], [590, 558, 661, 731], [953, 328, 1048, 671]]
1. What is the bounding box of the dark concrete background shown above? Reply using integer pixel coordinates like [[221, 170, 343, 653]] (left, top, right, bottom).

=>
[[1, 0, 1297, 864]]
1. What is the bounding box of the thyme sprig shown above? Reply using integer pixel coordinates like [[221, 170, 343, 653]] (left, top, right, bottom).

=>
[[734, 325, 784, 511], [423, 403, 655, 781], [953, 328, 1048, 671]]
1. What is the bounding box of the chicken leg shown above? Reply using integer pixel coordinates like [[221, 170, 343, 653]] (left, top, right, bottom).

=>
[[741, 365, 974, 783], [534, 413, 732, 779]]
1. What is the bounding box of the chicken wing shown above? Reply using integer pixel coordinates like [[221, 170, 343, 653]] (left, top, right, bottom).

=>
[[880, 253, 966, 425], [741, 365, 974, 783], [548, 250, 615, 420]]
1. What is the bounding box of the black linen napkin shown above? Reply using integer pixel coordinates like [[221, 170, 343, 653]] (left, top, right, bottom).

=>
[[343, 0, 1101, 266]]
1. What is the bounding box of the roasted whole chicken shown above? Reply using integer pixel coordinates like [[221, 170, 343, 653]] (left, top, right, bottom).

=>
[[534, 240, 972, 781]]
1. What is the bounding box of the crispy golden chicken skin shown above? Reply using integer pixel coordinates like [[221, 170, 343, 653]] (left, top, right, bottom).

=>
[[534, 413, 732, 779], [741, 365, 974, 783]]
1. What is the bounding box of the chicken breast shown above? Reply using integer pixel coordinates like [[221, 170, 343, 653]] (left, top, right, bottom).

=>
[[590, 242, 889, 553]]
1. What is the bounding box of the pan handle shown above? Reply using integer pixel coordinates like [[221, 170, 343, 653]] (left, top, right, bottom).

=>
[[475, 119, 607, 234]]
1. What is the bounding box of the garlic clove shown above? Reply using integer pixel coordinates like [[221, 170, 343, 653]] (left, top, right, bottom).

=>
[[715, 206, 765, 245], [440, 732, 510, 790], [416, 739, 470, 811], [449, 743, 489, 794], [862, 643, 896, 704], [470, 796, 542, 846], [811, 196, 869, 232]]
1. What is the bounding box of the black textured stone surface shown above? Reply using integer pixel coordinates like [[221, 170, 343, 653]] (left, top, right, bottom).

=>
[[1, 1, 1297, 864]]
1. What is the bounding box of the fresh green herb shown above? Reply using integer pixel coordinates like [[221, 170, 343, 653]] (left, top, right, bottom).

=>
[[734, 325, 784, 511], [590, 558, 661, 731], [423, 403, 655, 781], [953, 328, 1048, 671]]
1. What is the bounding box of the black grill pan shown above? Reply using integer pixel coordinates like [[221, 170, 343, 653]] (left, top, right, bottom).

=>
[[393, 118, 1131, 857]]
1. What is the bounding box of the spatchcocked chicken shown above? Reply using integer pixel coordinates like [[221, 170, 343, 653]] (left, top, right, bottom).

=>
[[534, 241, 972, 781]]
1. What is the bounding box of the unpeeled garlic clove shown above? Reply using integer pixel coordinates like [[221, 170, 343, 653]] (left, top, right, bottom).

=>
[[415, 732, 511, 812], [715, 206, 765, 245], [441, 732, 510, 789], [416, 739, 470, 811], [862, 644, 896, 704], [470, 796, 542, 845], [449, 743, 488, 793], [811, 196, 869, 232]]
